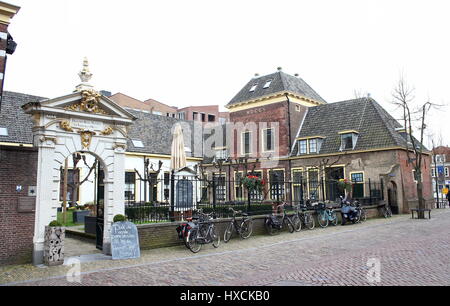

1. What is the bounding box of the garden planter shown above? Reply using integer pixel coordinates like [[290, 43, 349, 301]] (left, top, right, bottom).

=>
[[84, 216, 97, 235], [44, 226, 65, 266], [73, 210, 90, 224]]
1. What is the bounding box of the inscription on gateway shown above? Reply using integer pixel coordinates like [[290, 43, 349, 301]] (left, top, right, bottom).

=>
[[70, 118, 103, 131], [111, 221, 140, 260]]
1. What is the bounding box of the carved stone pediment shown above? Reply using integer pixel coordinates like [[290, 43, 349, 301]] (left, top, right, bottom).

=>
[[64, 90, 108, 115], [22, 91, 136, 126]]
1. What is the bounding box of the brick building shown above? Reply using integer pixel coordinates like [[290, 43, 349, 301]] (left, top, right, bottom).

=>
[[203, 70, 433, 214], [109, 92, 229, 123], [177, 105, 229, 124]]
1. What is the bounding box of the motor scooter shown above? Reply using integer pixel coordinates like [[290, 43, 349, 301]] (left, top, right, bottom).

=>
[[340, 196, 357, 225]]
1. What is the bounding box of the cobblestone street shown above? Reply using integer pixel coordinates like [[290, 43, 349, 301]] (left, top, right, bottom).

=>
[[2, 209, 450, 286]]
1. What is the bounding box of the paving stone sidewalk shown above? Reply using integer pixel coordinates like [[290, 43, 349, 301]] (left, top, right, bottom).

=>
[[1, 209, 450, 286]]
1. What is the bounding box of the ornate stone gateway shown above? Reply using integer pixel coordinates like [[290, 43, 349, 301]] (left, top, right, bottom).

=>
[[22, 59, 136, 264]]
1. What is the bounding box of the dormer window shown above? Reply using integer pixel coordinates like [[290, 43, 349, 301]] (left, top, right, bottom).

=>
[[298, 140, 307, 155], [249, 84, 258, 92], [263, 80, 273, 89], [339, 130, 359, 150], [297, 137, 324, 155]]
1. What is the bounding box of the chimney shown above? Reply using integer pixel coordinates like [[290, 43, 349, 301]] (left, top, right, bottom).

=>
[[0, 1, 20, 110]]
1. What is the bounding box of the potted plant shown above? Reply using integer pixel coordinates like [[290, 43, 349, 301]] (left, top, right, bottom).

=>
[[44, 221, 65, 266], [241, 175, 265, 193], [113, 214, 127, 223], [73, 204, 91, 224], [337, 178, 353, 198]]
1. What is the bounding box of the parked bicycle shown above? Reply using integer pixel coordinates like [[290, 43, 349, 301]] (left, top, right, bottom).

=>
[[354, 200, 367, 223], [176, 216, 198, 249], [316, 202, 339, 228], [380, 202, 393, 218], [185, 210, 220, 253], [265, 202, 297, 235], [293, 203, 315, 231], [224, 208, 253, 243]]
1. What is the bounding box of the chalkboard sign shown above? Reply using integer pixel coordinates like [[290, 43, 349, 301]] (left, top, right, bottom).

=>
[[111, 221, 140, 260]]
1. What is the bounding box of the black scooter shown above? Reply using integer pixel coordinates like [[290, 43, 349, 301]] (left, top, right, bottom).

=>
[[340, 196, 357, 225]]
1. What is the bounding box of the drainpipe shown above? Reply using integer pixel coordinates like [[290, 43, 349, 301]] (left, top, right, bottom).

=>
[[285, 93, 293, 204]]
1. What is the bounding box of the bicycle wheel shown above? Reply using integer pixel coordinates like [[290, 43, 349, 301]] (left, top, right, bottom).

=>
[[224, 222, 234, 243], [387, 207, 392, 218], [330, 211, 339, 226], [354, 210, 361, 223], [360, 209, 367, 222], [265, 218, 278, 236], [285, 218, 295, 233], [211, 226, 220, 248], [292, 215, 302, 232], [186, 228, 202, 253], [303, 213, 315, 230], [382, 207, 388, 218], [317, 211, 329, 228], [239, 219, 253, 239]]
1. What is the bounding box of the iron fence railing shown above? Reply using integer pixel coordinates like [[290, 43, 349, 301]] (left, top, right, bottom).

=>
[[124, 175, 384, 224]]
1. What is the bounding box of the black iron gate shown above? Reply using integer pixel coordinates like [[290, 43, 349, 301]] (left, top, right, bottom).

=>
[[96, 166, 105, 250]]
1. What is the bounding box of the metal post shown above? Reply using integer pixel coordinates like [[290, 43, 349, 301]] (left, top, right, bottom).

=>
[[212, 175, 217, 218], [170, 170, 175, 222], [321, 177, 325, 202], [300, 178, 304, 206]]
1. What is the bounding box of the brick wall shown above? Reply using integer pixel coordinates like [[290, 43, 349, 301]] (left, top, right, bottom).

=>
[[397, 150, 434, 210], [0, 147, 37, 265], [229, 101, 291, 158]]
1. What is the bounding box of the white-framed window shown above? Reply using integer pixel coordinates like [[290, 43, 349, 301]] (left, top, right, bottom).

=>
[[125, 171, 136, 201], [263, 79, 273, 89], [432, 168, 436, 177], [309, 139, 318, 153], [340, 133, 358, 150], [446, 167, 449, 177], [178, 112, 186, 120], [215, 148, 228, 160], [436, 155, 446, 163], [249, 84, 258, 92], [242, 131, 252, 155], [262, 128, 275, 152], [298, 140, 307, 155]]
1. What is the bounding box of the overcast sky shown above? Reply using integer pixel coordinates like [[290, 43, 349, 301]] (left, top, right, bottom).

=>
[[4, 0, 449, 147]]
